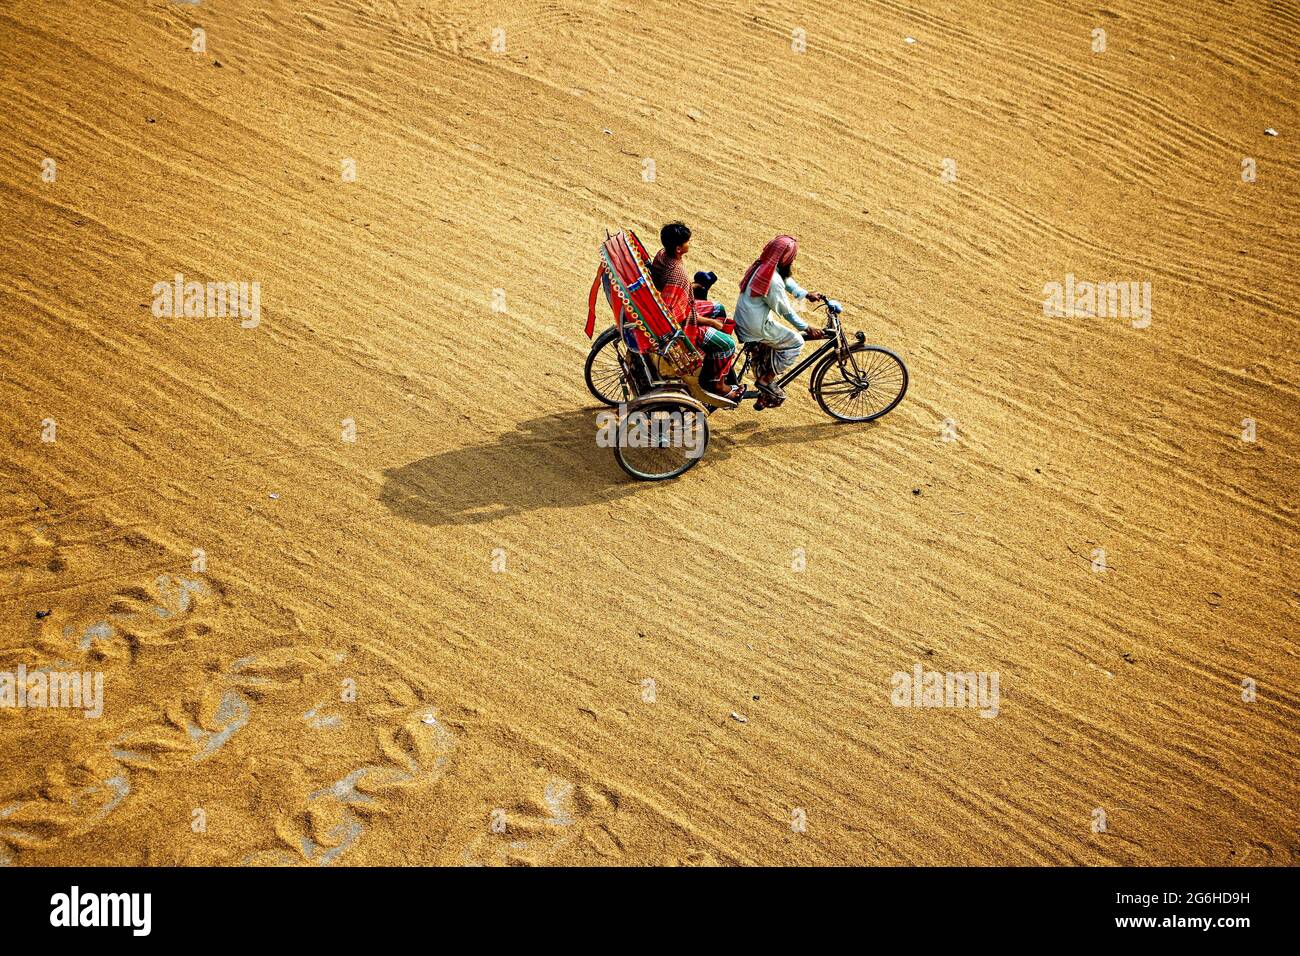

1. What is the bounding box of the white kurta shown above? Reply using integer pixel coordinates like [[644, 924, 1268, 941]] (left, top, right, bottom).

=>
[[733, 275, 810, 372]]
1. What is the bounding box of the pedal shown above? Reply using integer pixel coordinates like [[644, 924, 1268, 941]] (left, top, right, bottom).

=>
[[700, 387, 740, 408]]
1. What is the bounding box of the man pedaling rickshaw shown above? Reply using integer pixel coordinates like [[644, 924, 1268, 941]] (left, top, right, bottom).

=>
[[733, 234, 827, 408]]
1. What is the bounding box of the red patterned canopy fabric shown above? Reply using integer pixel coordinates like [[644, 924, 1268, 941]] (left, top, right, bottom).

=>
[[585, 230, 703, 374]]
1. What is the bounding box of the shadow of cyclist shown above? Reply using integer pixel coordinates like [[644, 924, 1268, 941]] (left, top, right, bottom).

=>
[[716, 417, 851, 451]]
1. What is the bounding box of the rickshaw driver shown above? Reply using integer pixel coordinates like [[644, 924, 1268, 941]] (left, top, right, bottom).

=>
[[734, 234, 827, 407]]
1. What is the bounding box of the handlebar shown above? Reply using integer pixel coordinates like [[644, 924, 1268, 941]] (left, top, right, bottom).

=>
[[807, 296, 845, 344], [809, 295, 843, 317]]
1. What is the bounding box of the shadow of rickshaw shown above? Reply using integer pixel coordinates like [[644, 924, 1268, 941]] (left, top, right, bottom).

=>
[[379, 407, 864, 528]]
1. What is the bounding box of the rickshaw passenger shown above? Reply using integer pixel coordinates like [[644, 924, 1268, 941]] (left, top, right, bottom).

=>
[[650, 222, 741, 400], [692, 271, 738, 391]]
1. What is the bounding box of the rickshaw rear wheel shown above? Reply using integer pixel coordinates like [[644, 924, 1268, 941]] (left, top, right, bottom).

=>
[[613, 398, 710, 481]]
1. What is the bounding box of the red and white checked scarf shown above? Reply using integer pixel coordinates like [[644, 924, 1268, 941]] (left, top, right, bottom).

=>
[[739, 235, 798, 297], [650, 248, 694, 324]]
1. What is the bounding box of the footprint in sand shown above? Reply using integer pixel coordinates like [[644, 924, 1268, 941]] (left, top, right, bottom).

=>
[[244, 707, 458, 866], [0, 626, 321, 864], [0, 761, 131, 862], [460, 777, 623, 866], [10, 548, 462, 868], [113, 647, 340, 773], [186, 690, 252, 763], [1, 556, 229, 863], [303, 702, 344, 729], [52, 573, 216, 665]]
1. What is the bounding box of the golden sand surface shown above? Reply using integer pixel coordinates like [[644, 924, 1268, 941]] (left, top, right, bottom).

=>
[[0, 0, 1296, 865]]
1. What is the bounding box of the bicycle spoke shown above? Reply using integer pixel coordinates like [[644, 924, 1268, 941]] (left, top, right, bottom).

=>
[[616, 407, 706, 479], [586, 332, 632, 405], [814, 346, 907, 422]]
